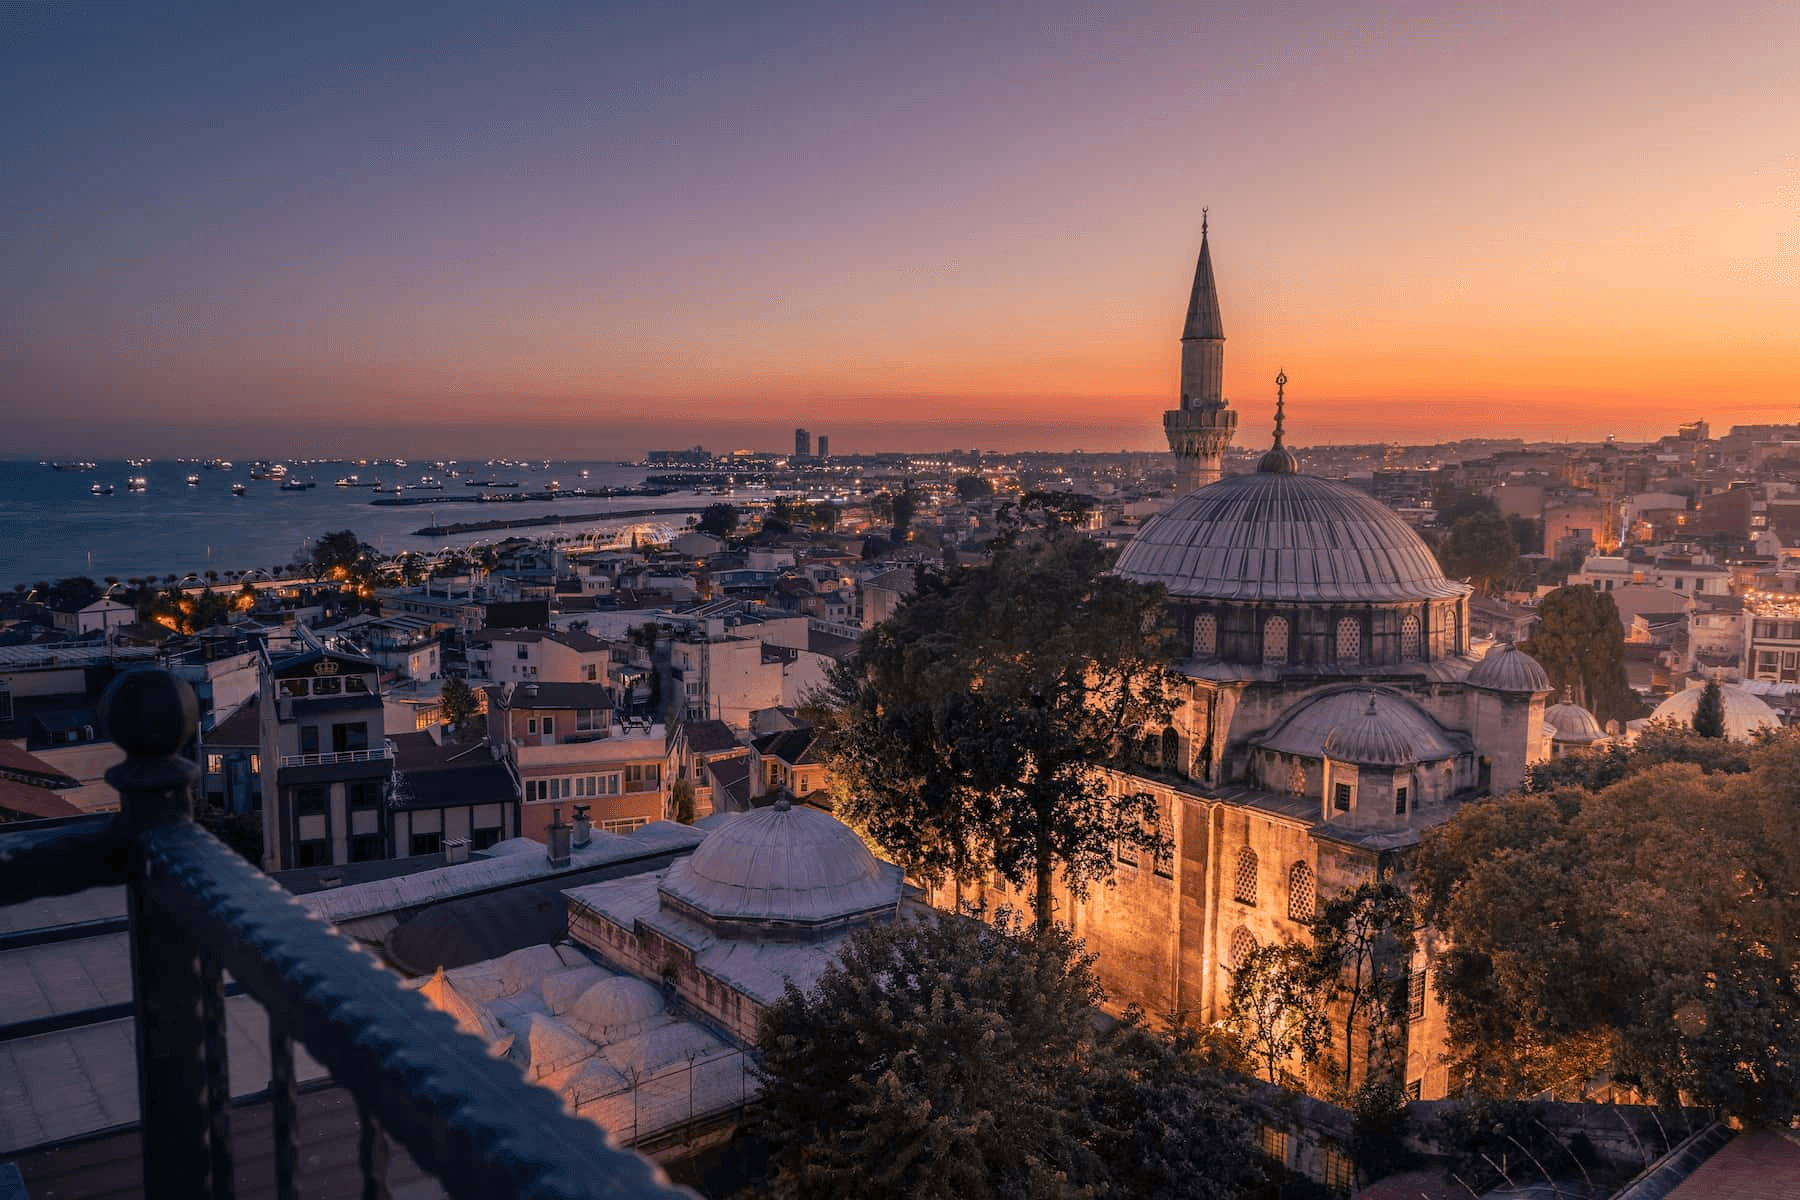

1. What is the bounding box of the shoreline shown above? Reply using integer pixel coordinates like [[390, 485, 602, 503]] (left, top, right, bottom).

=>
[[410, 505, 708, 537]]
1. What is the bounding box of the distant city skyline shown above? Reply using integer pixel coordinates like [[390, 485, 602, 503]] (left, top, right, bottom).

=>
[[4, 2, 1796, 457]]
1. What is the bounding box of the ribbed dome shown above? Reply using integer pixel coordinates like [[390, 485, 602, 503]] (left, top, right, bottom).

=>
[[658, 801, 902, 928], [1256, 687, 1466, 763], [1117, 471, 1469, 603], [1324, 697, 1421, 766], [1648, 683, 1779, 743], [1466, 644, 1553, 693], [565, 976, 664, 1043], [1544, 701, 1605, 743]]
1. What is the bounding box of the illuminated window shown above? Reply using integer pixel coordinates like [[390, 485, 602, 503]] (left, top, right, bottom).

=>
[[206, 754, 224, 774], [1230, 925, 1258, 970], [1234, 847, 1258, 905], [1401, 614, 1422, 661], [1193, 612, 1217, 656], [1288, 862, 1315, 922], [1322, 1148, 1354, 1194], [1258, 1126, 1289, 1165], [1263, 616, 1289, 666]]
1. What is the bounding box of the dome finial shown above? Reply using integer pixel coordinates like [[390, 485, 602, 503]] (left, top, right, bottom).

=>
[[1201, 206, 1208, 238], [1257, 370, 1299, 474]]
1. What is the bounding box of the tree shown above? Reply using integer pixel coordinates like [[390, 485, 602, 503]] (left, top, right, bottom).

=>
[[47, 576, 102, 612], [1692, 677, 1726, 738], [749, 908, 1261, 1200], [439, 676, 481, 743], [1430, 485, 1500, 527], [308, 529, 374, 582], [816, 527, 1180, 928], [1305, 879, 1415, 1096], [1225, 941, 1330, 1085], [807, 502, 838, 533], [670, 778, 696, 824], [1414, 742, 1800, 1123], [1522, 585, 1643, 727], [889, 486, 919, 544], [953, 474, 993, 502], [1435, 510, 1519, 595]]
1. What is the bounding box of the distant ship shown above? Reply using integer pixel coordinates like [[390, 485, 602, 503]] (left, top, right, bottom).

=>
[[412, 476, 444, 490], [186, 473, 201, 486], [204, 458, 232, 470], [90, 481, 114, 496], [231, 482, 248, 496], [127, 476, 148, 492], [54, 460, 99, 472], [280, 477, 316, 491]]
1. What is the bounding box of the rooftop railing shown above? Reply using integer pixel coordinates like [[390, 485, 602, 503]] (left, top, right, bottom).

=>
[[278, 747, 390, 768], [0, 668, 694, 1199]]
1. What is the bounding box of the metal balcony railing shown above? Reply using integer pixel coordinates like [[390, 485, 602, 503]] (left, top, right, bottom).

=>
[[0, 668, 693, 1200], [279, 747, 389, 767]]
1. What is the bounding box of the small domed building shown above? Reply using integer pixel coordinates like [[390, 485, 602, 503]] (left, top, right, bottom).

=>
[[1544, 691, 1607, 757], [1024, 229, 1555, 1103], [1642, 680, 1779, 743]]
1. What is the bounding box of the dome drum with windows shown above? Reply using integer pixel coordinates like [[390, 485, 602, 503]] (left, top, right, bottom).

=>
[[1119, 373, 1472, 672]]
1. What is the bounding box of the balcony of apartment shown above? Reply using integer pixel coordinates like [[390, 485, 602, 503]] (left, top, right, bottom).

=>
[[0, 668, 691, 1199]]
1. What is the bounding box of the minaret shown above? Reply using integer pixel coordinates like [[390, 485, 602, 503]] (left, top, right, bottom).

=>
[[1163, 211, 1238, 493]]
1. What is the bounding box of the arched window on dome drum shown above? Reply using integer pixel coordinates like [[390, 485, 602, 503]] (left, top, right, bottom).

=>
[[1288, 862, 1315, 922], [1193, 612, 1217, 656], [1234, 846, 1258, 905], [1336, 617, 1361, 664], [1160, 727, 1180, 773], [1400, 614, 1422, 661], [1229, 925, 1258, 971], [1263, 616, 1289, 666]]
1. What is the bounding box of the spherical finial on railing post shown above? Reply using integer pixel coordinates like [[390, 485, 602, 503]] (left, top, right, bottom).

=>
[[102, 667, 202, 828]]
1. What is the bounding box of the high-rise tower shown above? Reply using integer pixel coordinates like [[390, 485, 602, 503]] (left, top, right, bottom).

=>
[[1162, 214, 1237, 493]]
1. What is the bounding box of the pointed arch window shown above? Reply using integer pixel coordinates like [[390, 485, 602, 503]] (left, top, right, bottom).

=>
[[1193, 612, 1217, 656], [1335, 617, 1361, 664], [1263, 616, 1289, 666], [1160, 726, 1180, 772], [1288, 862, 1315, 923], [1234, 846, 1259, 905], [1400, 614, 1422, 661], [1230, 925, 1258, 970]]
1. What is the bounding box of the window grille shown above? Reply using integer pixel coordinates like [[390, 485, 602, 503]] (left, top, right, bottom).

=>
[[1334, 782, 1351, 811], [1287, 760, 1306, 795], [1230, 925, 1258, 970], [1395, 785, 1409, 816], [1160, 726, 1179, 771], [1258, 1126, 1289, 1165], [1335, 616, 1361, 663], [1288, 862, 1315, 922], [1409, 967, 1428, 1020], [1234, 847, 1258, 905], [1193, 612, 1217, 656], [1152, 797, 1174, 879], [1401, 614, 1421, 660], [1263, 616, 1289, 665], [1406, 1078, 1423, 1100]]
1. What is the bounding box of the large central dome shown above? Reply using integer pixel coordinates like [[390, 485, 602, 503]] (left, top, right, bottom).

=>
[[1117, 471, 1470, 604]]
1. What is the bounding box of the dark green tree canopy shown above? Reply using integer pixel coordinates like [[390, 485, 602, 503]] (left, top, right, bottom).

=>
[[696, 502, 738, 537], [953, 474, 994, 502], [814, 527, 1180, 928], [1691, 677, 1726, 738], [438, 676, 481, 743], [748, 909, 1261, 1200], [1435, 510, 1519, 595], [1522, 585, 1644, 727], [1415, 733, 1800, 1122]]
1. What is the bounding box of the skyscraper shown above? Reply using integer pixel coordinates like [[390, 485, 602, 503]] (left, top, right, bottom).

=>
[[795, 428, 811, 459], [816, 434, 829, 460], [1162, 214, 1238, 493]]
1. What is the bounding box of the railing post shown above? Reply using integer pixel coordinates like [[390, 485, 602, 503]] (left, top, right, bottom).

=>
[[103, 668, 235, 1199]]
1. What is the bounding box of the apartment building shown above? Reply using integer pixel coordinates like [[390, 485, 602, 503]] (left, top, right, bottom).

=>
[[488, 681, 671, 840]]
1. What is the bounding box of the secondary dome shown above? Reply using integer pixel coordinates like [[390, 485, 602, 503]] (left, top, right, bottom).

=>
[[657, 800, 903, 933], [1116, 472, 1469, 603], [1256, 688, 1466, 763], [1647, 683, 1779, 743], [1467, 644, 1553, 693], [1323, 696, 1421, 766], [1544, 699, 1605, 743]]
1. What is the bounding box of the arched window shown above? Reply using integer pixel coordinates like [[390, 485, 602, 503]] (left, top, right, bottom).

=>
[[1140, 733, 1160, 766], [1234, 846, 1259, 905], [1287, 760, 1306, 796], [1288, 862, 1315, 922], [1193, 612, 1217, 656], [1230, 925, 1258, 970], [1263, 616, 1289, 666], [1335, 617, 1361, 663], [1160, 726, 1180, 772], [1400, 614, 1422, 661]]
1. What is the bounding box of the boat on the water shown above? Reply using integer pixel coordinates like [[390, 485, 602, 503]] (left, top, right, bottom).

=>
[[127, 477, 148, 492], [231, 482, 248, 496], [54, 460, 99, 472], [280, 478, 316, 491], [91, 481, 114, 496], [204, 458, 233, 470], [186, 473, 201, 486], [336, 475, 361, 487], [412, 477, 444, 490]]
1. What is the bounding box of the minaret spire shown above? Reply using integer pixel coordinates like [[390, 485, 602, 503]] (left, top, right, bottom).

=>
[[1163, 214, 1237, 494], [1257, 369, 1299, 475]]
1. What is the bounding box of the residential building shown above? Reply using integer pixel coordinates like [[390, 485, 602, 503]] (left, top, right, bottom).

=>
[[489, 681, 671, 839]]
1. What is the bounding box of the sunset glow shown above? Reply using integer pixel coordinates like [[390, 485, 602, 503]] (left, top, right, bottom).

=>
[[4, 1, 1796, 456]]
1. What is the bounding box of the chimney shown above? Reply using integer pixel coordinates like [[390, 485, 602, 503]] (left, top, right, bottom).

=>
[[546, 807, 571, 867], [571, 803, 591, 849], [443, 836, 470, 865]]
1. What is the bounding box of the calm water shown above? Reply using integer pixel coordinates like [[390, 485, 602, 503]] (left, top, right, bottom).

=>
[[0, 458, 718, 585]]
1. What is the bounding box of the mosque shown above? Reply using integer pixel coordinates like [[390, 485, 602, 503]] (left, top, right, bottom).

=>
[[1035, 221, 1568, 1099]]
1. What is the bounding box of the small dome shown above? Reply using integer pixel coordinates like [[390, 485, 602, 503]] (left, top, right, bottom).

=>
[[503, 1012, 595, 1081], [565, 976, 664, 1043], [1648, 683, 1779, 742], [540, 966, 613, 1016], [603, 1021, 723, 1074], [1544, 700, 1604, 743], [1466, 644, 1552, 694], [658, 801, 903, 929], [1324, 697, 1420, 766], [1116, 471, 1469, 604], [1256, 687, 1466, 763]]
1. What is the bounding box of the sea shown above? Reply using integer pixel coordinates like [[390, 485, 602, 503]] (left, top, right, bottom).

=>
[[0, 458, 728, 587]]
